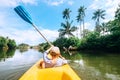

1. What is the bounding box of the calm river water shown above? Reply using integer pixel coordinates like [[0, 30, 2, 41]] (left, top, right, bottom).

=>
[[0, 49, 120, 80]]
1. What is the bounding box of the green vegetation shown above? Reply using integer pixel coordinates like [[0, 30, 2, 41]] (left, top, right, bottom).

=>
[[58, 8, 77, 38], [7, 39, 16, 49], [58, 21, 77, 37], [77, 5, 120, 52], [38, 5, 120, 53], [0, 36, 16, 50], [92, 9, 106, 33], [53, 37, 80, 49], [76, 6, 86, 38], [38, 43, 50, 52], [17, 43, 29, 49], [17, 43, 29, 53], [56, 5, 120, 53]]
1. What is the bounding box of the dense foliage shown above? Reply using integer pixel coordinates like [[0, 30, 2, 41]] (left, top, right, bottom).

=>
[[7, 39, 16, 49], [56, 4, 120, 53], [17, 43, 29, 49], [78, 5, 120, 52], [38, 43, 50, 52], [53, 37, 80, 50], [0, 36, 16, 50], [78, 31, 120, 52]]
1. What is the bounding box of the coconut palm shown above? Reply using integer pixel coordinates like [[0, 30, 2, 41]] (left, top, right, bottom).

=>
[[100, 23, 106, 35], [58, 21, 77, 38], [62, 8, 71, 21], [76, 6, 86, 38], [115, 4, 120, 20], [76, 11, 82, 38], [115, 4, 120, 27], [92, 9, 106, 33]]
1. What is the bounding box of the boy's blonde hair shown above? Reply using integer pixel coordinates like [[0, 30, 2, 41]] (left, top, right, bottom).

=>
[[50, 47, 60, 55]]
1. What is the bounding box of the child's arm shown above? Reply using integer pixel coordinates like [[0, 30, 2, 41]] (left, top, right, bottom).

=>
[[43, 45, 55, 64], [46, 45, 54, 53]]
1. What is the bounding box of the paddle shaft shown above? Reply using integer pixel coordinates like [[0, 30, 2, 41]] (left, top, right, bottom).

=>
[[32, 24, 64, 58], [32, 24, 52, 46]]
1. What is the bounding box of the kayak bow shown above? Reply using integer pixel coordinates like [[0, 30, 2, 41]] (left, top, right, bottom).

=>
[[19, 59, 81, 80]]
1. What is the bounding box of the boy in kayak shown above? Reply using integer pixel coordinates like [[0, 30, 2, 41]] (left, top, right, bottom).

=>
[[40, 46, 67, 68]]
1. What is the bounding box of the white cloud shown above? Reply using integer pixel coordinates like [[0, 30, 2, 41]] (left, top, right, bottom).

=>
[[43, 0, 63, 6], [43, 0, 74, 6], [0, 0, 37, 7], [41, 29, 59, 41], [0, 0, 17, 7], [68, 1, 74, 5], [89, 0, 120, 21], [49, 0, 64, 6], [22, 0, 37, 5], [84, 22, 93, 30], [0, 27, 59, 45], [0, 13, 6, 27], [73, 22, 93, 38], [77, 22, 93, 31]]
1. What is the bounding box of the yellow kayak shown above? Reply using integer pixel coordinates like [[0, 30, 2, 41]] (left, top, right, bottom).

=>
[[19, 59, 81, 80]]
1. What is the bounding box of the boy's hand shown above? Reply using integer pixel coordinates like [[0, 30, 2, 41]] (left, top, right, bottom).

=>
[[46, 45, 54, 53]]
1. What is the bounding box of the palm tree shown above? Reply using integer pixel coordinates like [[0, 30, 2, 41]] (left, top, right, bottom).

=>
[[92, 9, 105, 33], [100, 23, 106, 35], [76, 6, 86, 38], [82, 29, 91, 38], [115, 4, 120, 27], [115, 4, 120, 20], [62, 8, 71, 21], [76, 12, 82, 38], [58, 21, 77, 38]]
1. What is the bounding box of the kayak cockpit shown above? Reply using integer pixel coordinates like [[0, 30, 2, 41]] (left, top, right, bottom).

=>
[[19, 59, 80, 80]]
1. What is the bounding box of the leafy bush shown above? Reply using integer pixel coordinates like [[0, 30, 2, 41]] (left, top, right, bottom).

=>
[[53, 37, 80, 49]]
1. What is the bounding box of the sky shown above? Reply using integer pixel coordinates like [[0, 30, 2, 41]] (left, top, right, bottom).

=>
[[0, 0, 119, 45]]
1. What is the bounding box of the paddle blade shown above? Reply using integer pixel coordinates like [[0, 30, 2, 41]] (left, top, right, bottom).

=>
[[14, 5, 33, 24]]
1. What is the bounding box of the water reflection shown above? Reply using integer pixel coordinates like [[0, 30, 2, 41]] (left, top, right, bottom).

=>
[[62, 51, 82, 60], [69, 52, 120, 80], [0, 49, 15, 62], [19, 48, 28, 53], [74, 60, 84, 66], [0, 49, 42, 80]]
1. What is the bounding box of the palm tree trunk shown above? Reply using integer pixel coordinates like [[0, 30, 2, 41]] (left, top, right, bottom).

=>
[[80, 22, 82, 38], [83, 19, 85, 38]]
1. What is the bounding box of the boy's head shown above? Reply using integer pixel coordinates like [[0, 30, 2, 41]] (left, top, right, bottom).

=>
[[50, 46, 60, 56]]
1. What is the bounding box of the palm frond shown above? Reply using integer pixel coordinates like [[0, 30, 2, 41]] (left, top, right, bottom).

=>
[[61, 22, 67, 28], [58, 29, 65, 32], [70, 26, 77, 32]]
